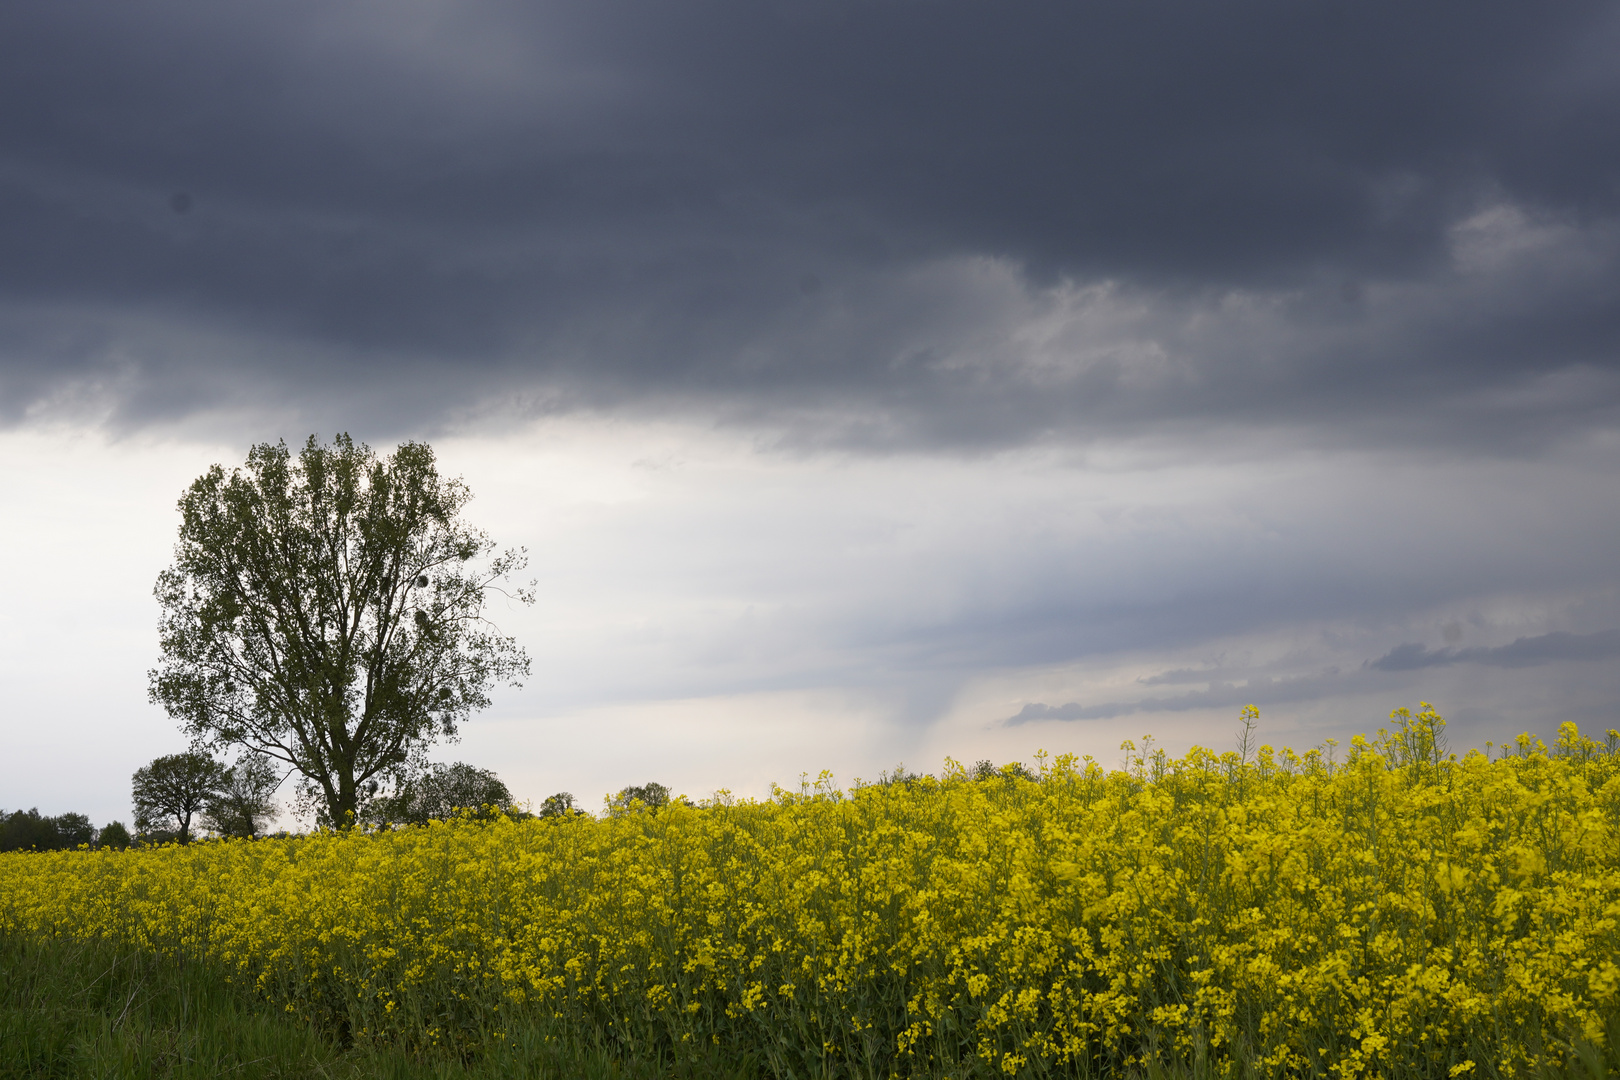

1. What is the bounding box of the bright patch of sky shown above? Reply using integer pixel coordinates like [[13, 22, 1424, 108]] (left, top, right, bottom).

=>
[[5, 419, 1616, 826]]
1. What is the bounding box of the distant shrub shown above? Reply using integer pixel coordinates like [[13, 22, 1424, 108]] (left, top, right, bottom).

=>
[[877, 763, 929, 787], [97, 821, 132, 850], [970, 759, 1035, 782]]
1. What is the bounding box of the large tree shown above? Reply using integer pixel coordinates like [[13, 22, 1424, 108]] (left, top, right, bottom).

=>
[[149, 435, 532, 826]]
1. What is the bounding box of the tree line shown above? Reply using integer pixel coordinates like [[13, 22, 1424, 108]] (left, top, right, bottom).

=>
[[3, 758, 680, 852], [1, 762, 1036, 852], [0, 809, 123, 852]]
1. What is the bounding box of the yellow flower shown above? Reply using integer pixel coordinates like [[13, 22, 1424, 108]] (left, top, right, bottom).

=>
[[3, 707, 1615, 1075]]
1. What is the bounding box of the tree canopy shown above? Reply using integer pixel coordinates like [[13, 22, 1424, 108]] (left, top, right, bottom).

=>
[[148, 435, 532, 826], [203, 754, 283, 838], [539, 791, 579, 817], [607, 782, 670, 815], [364, 761, 513, 825], [0, 809, 96, 852], [132, 752, 224, 843]]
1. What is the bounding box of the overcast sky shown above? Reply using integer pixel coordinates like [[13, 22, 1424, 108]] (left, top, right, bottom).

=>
[[3, 0, 1618, 827]]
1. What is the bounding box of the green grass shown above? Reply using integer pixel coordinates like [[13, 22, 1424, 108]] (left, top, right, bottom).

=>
[[4, 932, 1613, 1079], [0, 933, 757, 1080]]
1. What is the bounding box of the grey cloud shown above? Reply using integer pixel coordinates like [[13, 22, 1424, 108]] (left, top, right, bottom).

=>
[[1368, 630, 1620, 672], [1139, 666, 1233, 687], [2, 1, 1620, 447], [1005, 625, 1620, 725], [1005, 669, 1357, 726]]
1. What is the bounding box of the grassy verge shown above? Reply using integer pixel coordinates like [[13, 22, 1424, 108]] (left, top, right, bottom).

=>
[[0, 933, 756, 1080], [4, 930, 1615, 1080]]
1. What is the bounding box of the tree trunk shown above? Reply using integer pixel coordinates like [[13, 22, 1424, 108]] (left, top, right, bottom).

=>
[[335, 768, 358, 827]]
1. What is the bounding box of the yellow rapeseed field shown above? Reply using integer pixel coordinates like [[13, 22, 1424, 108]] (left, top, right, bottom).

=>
[[3, 705, 1618, 1079]]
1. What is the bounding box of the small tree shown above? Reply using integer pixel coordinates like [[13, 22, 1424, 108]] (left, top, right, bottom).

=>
[[148, 435, 533, 827], [539, 791, 578, 817], [203, 754, 282, 838], [607, 781, 670, 816], [53, 812, 95, 848], [366, 762, 512, 825], [98, 821, 132, 850], [132, 752, 224, 843]]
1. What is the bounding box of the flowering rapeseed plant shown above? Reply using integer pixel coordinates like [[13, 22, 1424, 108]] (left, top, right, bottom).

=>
[[3, 705, 1617, 1079]]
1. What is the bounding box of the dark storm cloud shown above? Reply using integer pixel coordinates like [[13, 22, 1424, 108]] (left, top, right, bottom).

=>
[[2, 0, 1619, 444], [1368, 629, 1620, 672]]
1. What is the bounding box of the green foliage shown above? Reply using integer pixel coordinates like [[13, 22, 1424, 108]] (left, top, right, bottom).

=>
[[147, 434, 533, 827], [53, 813, 95, 848], [0, 809, 95, 853], [97, 821, 132, 850], [131, 752, 224, 844], [0, 931, 343, 1080], [202, 754, 282, 838], [363, 762, 514, 826], [5, 926, 1613, 1079], [539, 791, 579, 817], [0, 932, 752, 1080], [606, 781, 669, 815]]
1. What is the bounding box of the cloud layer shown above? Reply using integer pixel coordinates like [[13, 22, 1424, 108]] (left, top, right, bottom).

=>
[[1369, 630, 1620, 672], [2, 1, 1618, 448]]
